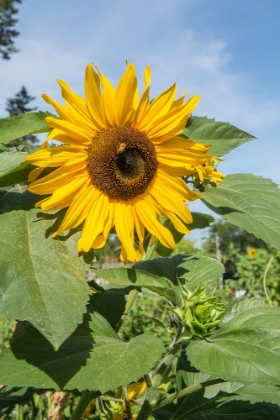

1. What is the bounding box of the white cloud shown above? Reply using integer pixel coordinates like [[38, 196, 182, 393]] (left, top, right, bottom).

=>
[[1, 0, 280, 187]]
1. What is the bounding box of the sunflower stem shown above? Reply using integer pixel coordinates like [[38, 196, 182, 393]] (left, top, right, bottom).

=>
[[158, 379, 226, 407], [144, 241, 156, 260], [116, 288, 139, 332], [122, 386, 132, 420], [152, 343, 181, 389], [137, 376, 160, 420], [263, 252, 280, 306], [70, 390, 98, 420]]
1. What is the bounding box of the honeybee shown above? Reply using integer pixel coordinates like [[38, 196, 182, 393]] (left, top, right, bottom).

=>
[[116, 142, 126, 155]]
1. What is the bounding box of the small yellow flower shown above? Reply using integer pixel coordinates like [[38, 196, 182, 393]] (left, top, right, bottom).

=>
[[84, 382, 146, 420], [248, 249, 258, 259], [26, 63, 224, 263], [193, 157, 225, 185]]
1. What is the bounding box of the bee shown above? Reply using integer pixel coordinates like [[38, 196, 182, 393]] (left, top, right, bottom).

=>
[[116, 142, 126, 155]]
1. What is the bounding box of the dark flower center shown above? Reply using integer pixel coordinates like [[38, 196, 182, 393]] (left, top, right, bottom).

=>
[[87, 126, 158, 200]]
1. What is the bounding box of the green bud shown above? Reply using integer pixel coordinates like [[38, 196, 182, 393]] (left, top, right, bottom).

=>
[[172, 284, 225, 341]]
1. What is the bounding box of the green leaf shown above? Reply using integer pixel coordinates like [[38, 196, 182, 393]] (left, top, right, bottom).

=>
[[154, 394, 280, 420], [0, 149, 39, 187], [220, 298, 266, 327], [174, 254, 224, 290], [0, 189, 90, 350], [0, 112, 56, 144], [189, 213, 215, 230], [0, 387, 36, 416], [0, 151, 27, 176], [96, 266, 178, 303], [202, 174, 280, 250], [156, 213, 214, 257], [174, 398, 280, 420], [187, 306, 280, 386], [220, 383, 280, 406], [135, 254, 224, 290], [88, 290, 126, 329], [176, 351, 212, 391], [177, 353, 280, 408], [182, 116, 256, 156], [0, 161, 34, 187], [0, 313, 165, 392]]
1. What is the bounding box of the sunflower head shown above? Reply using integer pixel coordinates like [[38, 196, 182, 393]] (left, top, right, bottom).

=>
[[25, 63, 224, 263], [248, 249, 258, 259]]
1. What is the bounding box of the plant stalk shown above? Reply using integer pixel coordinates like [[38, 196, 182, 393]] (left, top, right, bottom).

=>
[[70, 390, 99, 420], [116, 288, 139, 332], [136, 378, 159, 420], [158, 378, 226, 407], [263, 252, 280, 306], [122, 386, 132, 420], [152, 343, 181, 388]]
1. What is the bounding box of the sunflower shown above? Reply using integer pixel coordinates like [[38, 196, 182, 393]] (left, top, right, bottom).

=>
[[248, 249, 258, 259], [26, 63, 221, 263]]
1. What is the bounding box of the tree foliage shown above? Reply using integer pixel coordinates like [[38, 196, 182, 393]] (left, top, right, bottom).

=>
[[5, 86, 38, 146], [0, 0, 21, 60], [203, 220, 268, 256]]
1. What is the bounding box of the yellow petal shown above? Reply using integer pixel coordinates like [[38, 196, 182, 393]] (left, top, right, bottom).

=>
[[28, 167, 45, 182], [115, 63, 137, 125], [54, 180, 94, 235], [146, 96, 200, 143], [25, 146, 86, 167], [134, 199, 175, 249], [99, 70, 115, 126], [47, 128, 91, 147], [42, 94, 91, 134], [114, 201, 137, 262], [45, 117, 92, 143], [156, 168, 200, 200], [79, 191, 110, 252], [84, 64, 106, 130], [133, 66, 151, 125], [131, 206, 145, 261], [138, 83, 176, 131], [57, 79, 96, 130], [162, 208, 191, 234], [28, 164, 86, 194], [151, 180, 193, 223], [40, 174, 88, 211]]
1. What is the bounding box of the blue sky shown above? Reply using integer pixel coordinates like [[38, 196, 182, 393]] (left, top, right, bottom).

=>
[[1, 0, 280, 241]]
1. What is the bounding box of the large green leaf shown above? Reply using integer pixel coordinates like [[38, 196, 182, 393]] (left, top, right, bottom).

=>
[[182, 116, 256, 156], [202, 174, 280, 250], [219, 383, 280, 406], [0, 150, 37, 187], [135, 254, 224, 290], [174, 398, 280, 420], [96, 266, 178, 303], [177, 352, 280, 407], [0, 189, 90, 349], [0, 151, 27, 176], [0, 161, 33, 187], [0, 313, 164, 392], [154, 397, 280, 420], [0, 112, 55, 144], [220, 298, 267, 327], [156, 213, 214, 257], [88, 290, 127, 329], [0, 387, 36, 416], [187, 306, 280, 386], [176, 351, 212, 391]]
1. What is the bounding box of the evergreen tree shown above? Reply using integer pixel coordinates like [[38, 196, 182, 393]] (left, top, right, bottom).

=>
[[5, 85, 38, 146], [0, 0, 22, 60]]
